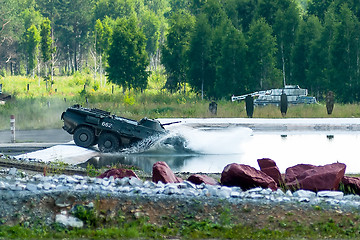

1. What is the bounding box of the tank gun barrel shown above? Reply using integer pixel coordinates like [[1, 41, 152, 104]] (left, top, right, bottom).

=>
[[231, 92, 259, 102]]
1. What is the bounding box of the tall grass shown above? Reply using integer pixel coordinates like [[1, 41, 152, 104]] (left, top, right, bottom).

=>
[[1, 74, 360, 130], [0, 97, 72, 130]]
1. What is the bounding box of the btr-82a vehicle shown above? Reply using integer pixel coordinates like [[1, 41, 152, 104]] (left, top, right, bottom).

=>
[[61, 105, 171, 152]]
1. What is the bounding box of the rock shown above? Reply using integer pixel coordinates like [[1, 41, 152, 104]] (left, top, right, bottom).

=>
[[8, 168, 17, 176], [285, 164, 316, 183], [218, 186, 232, 198], [257, 158, 276, 169], [341, 176, 360, 195], [286, 163, 346, 191], [317, 191, 344, 200], [98, 168, 139, 179], [274, 189, 285, 196], [220, 163, 277, 191], [163, 184, 181, 195], [55, 194, 75, 208], [183, 181, 196, 189], [55, 214, 83, 228], [26, 183, 38, 192], [43, 182, 53, 190], [116, 177, 130, 186], [65, 176, 79, 184], [0, 181, 7, 190], [152, 161, 183, 184], [187, 174, 219, 185], [293, 189, 316, 199], [257, 158, 282, 185], [129, 177, 143, 187]]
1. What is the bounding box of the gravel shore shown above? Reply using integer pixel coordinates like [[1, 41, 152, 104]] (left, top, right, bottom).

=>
[[0, 162, 360, 229]]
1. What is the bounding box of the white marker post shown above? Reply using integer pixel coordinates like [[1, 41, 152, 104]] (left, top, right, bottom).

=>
[[10, 115, 15, 143]]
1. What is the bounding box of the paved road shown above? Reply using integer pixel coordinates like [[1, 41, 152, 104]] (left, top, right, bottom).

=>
[[0, 129, 72, 156], [0, 129, 72, 144]]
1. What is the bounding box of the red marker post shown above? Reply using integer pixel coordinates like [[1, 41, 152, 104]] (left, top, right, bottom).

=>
[[10, 115, 15, 143]]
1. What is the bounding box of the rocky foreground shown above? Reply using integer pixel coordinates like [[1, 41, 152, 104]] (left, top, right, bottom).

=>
[[1, 157, 360, 231]]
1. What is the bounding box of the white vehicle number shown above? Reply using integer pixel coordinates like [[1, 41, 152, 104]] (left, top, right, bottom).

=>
[[101, 122, 113, 128]]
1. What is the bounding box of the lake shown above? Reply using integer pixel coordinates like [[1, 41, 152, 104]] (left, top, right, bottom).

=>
[[80, 118, 360, 174]]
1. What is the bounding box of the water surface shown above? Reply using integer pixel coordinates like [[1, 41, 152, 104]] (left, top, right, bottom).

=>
[[80, 126, 360, 174]]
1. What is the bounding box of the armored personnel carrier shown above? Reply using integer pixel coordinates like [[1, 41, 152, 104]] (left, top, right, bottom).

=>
[[61, 105, 169, 152]]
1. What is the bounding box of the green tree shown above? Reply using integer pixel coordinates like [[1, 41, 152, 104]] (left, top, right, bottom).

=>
[[257, 0, 292, 25], [168, 0, 192, 12], [107, 16, 149, 91], [144, 0, 170, 15], [188, 0, 229, 99], [53, 0, 94, 73], [329, 4, 360, 102], [292, 17, 323, 90], [94, 0, 137, 21], [247, 18, 280, 91], [222, 0, 257, 32], [188, 13, 212, 99], [0, 0, 28, 74], [314, 5, 338, 97], [161, 9, 195, 92], [95, 17, 114, 58], [305, 15, 326, 97], [273, 2, 299, 86], [94, 17, 114, 87], [215, 21, 248, 98], [40, 18, 55, 78], [21, 7, 42, 31], [140, 8, 161, 69], [24, 24, 40, 77], [307, 0, 333, 22]]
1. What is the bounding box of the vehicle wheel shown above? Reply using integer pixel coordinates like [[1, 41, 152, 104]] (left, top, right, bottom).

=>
[[73, 126, 96, 148], [98, 133, 120, 153]]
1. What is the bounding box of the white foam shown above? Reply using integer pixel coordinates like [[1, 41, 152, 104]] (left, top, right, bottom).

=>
[[169, 125, 252, 155]]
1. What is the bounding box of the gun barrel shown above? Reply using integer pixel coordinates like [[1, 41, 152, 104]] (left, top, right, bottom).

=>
[[162, 121, 182, 126]]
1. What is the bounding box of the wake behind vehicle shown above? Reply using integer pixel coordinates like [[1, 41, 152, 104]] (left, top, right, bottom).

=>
[[61, 105, 169, 152]]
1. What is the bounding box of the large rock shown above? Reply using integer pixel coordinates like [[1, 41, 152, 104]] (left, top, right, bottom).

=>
[[342, 176, 360, 195], [257, 158, 282, 185], [152, 161, 183, 184], [187, 174, 219, 185], [220, 163, 277, 191], [285, 164, 316, 183], [98, 168, 139, 179], [285, 163, 346, 191]]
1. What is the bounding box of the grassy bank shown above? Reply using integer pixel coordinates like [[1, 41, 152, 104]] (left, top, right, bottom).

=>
[[1, 75, 360, 130], [1, 202, 360, 239]]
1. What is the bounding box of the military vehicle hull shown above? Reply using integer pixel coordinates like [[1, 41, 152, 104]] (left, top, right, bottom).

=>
[[231, 85, 317, 106], [61, 105, 167, 152]]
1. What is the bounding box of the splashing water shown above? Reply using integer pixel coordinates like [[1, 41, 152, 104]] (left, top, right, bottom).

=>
[[121, 125, 252, 155], [176, 126, 252, 155]]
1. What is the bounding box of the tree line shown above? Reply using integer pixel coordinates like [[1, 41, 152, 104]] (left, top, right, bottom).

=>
[[1, 0, 360, 102]]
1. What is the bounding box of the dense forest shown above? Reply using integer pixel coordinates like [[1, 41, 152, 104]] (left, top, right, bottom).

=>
[[1, 0, 360, 102]]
